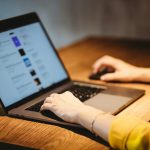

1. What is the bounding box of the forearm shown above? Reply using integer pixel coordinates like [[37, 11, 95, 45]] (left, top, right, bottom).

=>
[[92, 113, 115, 141], [77, 106, 115, 141], [78, 108, 150, 150], [135, 67, 150, 82]]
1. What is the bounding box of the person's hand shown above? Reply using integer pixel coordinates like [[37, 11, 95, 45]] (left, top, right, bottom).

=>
[[41, 91, 103, 131], [92, 55, 140, 82], [40, 91, 86, 123]]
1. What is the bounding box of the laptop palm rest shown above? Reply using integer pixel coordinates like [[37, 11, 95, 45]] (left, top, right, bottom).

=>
[[84, 93, 131, 114]]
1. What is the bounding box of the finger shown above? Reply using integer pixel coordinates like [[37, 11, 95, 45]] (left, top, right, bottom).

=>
[[44, 97, 53, 103], [48, 94, 65, 106], [92, 59, 104, 73], [92, 55, 118, 73], [40, 103, 52, 111], [40, 103, 56, 111], [49, 93, 60, 102], [100, 72, 120, 81], [92, 55, 110, 70], [50, 93, 58, 98]]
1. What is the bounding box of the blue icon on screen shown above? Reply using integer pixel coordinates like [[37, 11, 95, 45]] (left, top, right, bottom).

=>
[[12, 36, 21, 47], [23, 58, 32, 67]]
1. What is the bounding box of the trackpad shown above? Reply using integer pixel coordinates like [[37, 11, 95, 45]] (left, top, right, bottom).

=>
[[84, 93, 131, 114]]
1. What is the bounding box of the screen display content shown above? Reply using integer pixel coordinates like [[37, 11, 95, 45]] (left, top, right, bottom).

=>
[[0, 23, 68, 107]]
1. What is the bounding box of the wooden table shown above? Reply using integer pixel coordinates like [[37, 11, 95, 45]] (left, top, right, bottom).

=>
[[0, 37, 150, 150]]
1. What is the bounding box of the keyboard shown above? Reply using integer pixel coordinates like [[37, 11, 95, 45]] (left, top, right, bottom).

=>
[[26, 84, 103, 112], [61, 84, 103, 101]]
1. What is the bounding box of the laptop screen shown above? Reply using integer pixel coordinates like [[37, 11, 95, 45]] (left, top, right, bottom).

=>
[[0, 22, 68, 107]]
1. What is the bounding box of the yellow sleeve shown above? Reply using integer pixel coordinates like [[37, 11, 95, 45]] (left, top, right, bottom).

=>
[[109, 115, 150, 150]]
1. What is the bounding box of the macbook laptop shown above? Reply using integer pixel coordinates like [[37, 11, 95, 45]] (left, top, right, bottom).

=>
[[0, 12, 145, 127]]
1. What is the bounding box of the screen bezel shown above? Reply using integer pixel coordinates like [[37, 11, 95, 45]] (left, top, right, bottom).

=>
[[0, 12, 70, 111]]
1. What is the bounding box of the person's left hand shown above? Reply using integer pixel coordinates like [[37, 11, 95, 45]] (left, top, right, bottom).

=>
[[40, 91, 85, 123]]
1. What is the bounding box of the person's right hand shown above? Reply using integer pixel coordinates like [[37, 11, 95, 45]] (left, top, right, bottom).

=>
[[92, 55, 140, 82]]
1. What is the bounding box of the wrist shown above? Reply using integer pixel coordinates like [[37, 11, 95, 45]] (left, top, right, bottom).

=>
[[134, 67, 150, 82], [76, 105, 104, 131]]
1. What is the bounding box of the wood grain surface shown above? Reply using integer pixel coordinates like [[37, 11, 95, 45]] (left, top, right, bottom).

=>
[[0, 37, 150, 150]]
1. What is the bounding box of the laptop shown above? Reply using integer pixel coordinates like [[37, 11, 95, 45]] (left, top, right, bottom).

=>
[[0, 12, 145, 127]]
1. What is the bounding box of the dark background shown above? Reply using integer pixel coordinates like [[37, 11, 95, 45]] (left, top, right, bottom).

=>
[[0, 0, 150, 48]]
